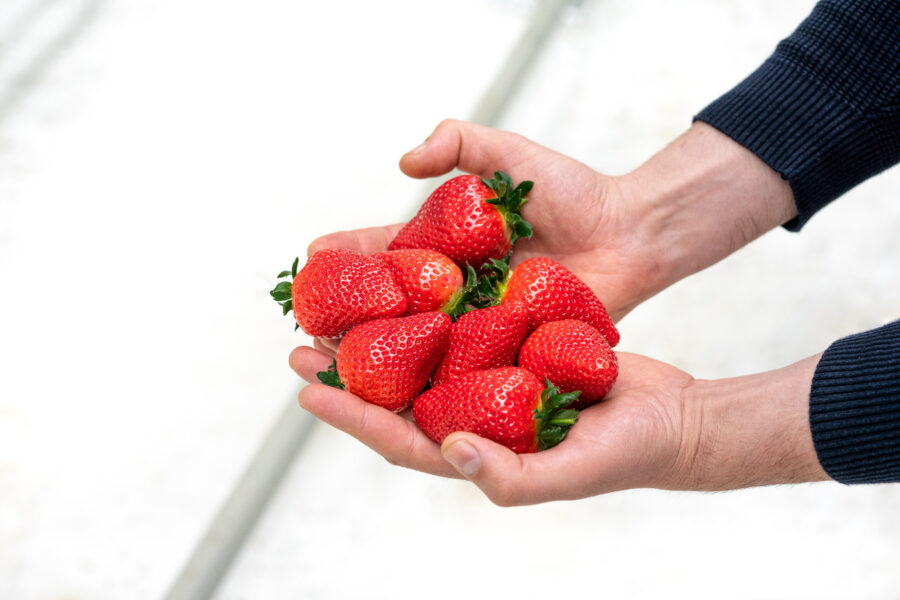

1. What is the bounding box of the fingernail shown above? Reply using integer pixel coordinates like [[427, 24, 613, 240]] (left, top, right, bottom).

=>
[[443, 440, 481, 477], [404, 140, 428, 156]]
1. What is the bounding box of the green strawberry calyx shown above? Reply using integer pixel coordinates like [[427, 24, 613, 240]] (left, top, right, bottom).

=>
[[534, 378, 580, 451], [441, 263, 489, 320], [316, 359, 345, 390], [471, 257, 511, 308], [270, 257, 300, 331], [482, 170, 534, 247]]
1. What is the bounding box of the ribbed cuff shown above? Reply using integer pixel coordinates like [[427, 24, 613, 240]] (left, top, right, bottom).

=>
[[695, 0, 900, 231], [809, 319, 900, 484], [694, 54, 882, 231]]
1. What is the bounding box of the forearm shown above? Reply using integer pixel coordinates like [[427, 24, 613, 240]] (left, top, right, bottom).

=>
[[684, 319, 900, 489], [617, 0, 900, 298], [617, 122, 796, 297], [683, 354, 831, 490]]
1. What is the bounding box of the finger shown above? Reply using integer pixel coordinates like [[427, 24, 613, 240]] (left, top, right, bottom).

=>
[[440, 432, 584, 506], [299, 384, 460, 478], [307, 224, 405, 257], [314, 337, 339, 357], [398, 119, 532, 180], [289, 346, 332, 383]]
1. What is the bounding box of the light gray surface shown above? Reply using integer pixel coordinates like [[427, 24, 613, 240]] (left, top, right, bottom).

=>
[[2, 1, 899, 599], [0, 1, 529, 598]]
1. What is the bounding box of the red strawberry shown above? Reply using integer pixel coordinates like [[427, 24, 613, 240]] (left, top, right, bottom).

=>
[[372, 249, 467, 316], [518, 320, 618, 409], [388, 171, 533, 270], [479, 257, 619, 346], [431, 302, 529, 386], [270, 249, 407, 338], [413, 367, 579, 454], [318, 312, 452, 412]]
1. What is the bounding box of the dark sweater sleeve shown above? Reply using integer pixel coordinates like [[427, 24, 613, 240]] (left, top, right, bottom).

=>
[[809, 320, 900, 483], [695, 0, 900, 231]]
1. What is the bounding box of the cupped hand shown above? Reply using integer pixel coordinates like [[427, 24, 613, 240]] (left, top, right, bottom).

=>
[[290, 345, 701, 506], [306, 119, 665, 324]]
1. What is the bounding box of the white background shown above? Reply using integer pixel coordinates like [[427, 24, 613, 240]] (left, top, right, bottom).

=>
[[2, 1, 899, 598]]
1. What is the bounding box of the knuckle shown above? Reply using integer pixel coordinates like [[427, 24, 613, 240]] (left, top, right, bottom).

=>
[[382, 418, 419, 468], [401, 419, 419, 461], [483, 478, 522, 508], [481, 452, 532, 507], [356, 403, 371, 437], [486, 489, 518, 508], [437, 117, 460, 130]]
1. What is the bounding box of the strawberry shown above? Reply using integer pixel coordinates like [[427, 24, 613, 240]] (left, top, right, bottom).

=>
[[478, 257, 620, 346], [518, 320, 618, 409], [431, 302, 529, 386], [413, 367, 579, 454], [270, 249, 407, 338], [371, 249, 469, 317], [388, 171, 533, 270], [317, 311, 452, 412]]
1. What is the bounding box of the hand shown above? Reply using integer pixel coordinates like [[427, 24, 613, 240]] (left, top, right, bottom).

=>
[[307, 119, 796, 331], [291, 347, 695, 503], [291, 346, 828, 505], [308, 118, 664, 324], [290, 347, 829, 506]]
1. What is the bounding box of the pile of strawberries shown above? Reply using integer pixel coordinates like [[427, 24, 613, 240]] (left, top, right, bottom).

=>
[[271, 171, 619, 454]]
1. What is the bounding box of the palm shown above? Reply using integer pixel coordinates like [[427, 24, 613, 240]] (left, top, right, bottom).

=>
[[538, 353, 694, 497], [495, 151, 647, 321]]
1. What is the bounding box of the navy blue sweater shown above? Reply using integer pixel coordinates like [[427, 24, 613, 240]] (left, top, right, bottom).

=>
[[695, 0, 900, 483]]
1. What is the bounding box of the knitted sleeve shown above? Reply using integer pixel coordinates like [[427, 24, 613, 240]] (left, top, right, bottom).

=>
[[694, 0, 900, 231], [809, 320, 900, 483]]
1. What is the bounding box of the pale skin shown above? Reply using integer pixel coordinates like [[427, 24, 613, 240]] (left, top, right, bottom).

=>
[[289, 119, 831, 506]]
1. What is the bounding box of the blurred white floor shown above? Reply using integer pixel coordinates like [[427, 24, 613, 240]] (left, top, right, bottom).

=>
[[1, 1, 899, 599]]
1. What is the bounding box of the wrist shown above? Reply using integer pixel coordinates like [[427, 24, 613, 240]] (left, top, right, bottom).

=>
[[616, 122, 797, 296], [680, 354, 831, 490]]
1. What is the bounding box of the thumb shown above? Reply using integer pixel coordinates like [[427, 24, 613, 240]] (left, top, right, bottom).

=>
[[440, 432, 562, 506], [399, 119, 531, 180]]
